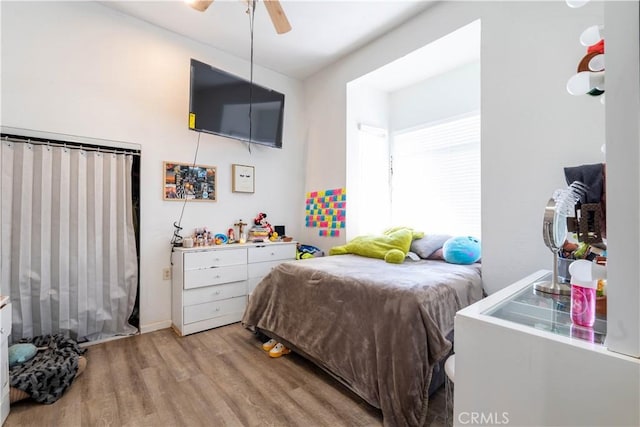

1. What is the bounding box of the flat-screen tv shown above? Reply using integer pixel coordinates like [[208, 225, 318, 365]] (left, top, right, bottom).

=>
[[189, 59, 284, 148]]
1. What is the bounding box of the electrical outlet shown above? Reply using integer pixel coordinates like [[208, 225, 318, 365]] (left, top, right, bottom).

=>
[[162, 267, 171, 281]]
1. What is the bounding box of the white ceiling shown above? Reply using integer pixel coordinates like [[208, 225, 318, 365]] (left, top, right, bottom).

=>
[[98, 0, 437, 80]]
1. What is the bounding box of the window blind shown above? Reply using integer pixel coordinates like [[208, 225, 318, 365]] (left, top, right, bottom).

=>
[[391, 113, 481, 237]]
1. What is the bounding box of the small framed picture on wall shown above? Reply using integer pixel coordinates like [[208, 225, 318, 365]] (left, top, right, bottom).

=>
[[232, 164, 255, 193]]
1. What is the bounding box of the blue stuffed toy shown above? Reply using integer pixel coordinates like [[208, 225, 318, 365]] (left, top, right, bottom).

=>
[[443, 236, 481, 265]]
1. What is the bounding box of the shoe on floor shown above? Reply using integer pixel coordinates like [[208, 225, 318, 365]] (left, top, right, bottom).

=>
[[262, 338, 278, 352], [269, 343, 291, 358]]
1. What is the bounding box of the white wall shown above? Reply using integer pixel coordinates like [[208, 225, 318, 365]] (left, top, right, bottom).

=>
[[0, 1, 306, 333], [390, 61, 480, 133], [303, 1, 605, 294], [604, 1, 640, 357]]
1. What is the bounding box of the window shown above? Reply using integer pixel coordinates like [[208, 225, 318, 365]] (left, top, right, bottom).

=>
[[353, 125, 391, 236], [346, 20, 481, 239], [391, 113, 481, 237]]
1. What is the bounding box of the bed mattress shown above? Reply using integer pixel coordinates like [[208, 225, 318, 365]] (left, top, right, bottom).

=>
[[242, 254, 482, 426]]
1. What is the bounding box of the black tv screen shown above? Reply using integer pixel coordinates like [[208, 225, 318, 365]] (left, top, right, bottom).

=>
[[189, 59, 284, 148]]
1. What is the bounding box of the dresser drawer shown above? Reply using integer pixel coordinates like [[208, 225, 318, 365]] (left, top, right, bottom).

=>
[[184, 248, 247, 270], [248, 244, 296, 263], [184, 265, 247, 289], [248, 259, 288, 279], [247, 277, 262, 295], [183, 281, 247, 306], [183, 296, 246, 324]]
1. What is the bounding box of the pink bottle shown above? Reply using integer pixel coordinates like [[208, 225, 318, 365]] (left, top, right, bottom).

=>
[[568, 260, 606, 328], [570, 279, 596, 327]]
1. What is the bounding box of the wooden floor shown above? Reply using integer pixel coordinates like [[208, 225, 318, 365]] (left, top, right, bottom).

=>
[[5, 323, 449, 426]]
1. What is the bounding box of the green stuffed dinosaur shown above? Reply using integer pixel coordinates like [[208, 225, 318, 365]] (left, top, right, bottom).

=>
[[329, 227, 424, 264]]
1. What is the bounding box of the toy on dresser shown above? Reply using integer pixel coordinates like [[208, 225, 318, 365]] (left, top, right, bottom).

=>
[[249, 212, 273, 242]]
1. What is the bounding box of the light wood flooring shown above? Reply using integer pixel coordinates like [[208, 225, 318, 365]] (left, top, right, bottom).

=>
[[5, 323, 450, 426]]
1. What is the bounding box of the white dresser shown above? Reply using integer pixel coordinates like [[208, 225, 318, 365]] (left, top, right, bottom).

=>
[[171, 242, 296, 336], [0, 297, 11, 425]]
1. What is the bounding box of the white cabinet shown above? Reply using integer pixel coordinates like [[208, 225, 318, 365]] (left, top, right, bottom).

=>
[[454, 271, 640, 427], [0, 298, 11, 424], [172, 242, 296, 336]]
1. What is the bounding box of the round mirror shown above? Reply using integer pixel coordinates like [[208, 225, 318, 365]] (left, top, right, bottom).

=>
[[536, 198, 571, 295], [542, 198, 567, 251], [552, 203, 568, 250]]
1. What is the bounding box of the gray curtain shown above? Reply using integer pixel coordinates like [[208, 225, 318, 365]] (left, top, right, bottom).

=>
[[1, 139, 138, 342]]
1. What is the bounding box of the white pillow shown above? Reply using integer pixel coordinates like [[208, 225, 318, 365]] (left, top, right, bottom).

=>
[[410, 234, 452, 259]]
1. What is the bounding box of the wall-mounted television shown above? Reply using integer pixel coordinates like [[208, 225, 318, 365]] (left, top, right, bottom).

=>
[[189, 59, 284, 149]]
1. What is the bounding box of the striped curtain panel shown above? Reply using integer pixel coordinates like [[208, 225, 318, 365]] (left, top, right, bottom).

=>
[[0, 140, 138, 342]]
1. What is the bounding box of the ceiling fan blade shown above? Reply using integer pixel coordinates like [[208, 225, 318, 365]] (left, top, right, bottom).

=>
[[186, 0, 214, 12], [263, 0, 292, 34]]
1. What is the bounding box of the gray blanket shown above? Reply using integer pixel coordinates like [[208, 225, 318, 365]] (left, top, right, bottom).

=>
[[10, 334, 86, 404], [242, 254, 482, 426]]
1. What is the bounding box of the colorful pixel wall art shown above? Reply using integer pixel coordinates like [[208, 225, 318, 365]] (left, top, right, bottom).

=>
[[305, 188, 346, 237]]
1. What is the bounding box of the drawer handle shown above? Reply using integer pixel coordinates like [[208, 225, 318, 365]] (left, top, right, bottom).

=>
[[215, 290, 221, 295], [215, 275, 220, 279], [215, 307, 220, 312]]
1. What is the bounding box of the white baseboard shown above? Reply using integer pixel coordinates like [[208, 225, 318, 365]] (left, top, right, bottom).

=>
[[140, 320, 172, 334]]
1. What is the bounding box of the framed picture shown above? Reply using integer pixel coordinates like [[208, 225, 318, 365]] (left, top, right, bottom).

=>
[[232, 164, 255, 193], [163, 162, 216, 201]]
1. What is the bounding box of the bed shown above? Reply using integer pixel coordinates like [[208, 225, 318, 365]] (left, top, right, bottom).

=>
[[241, 253, 483, 426]]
